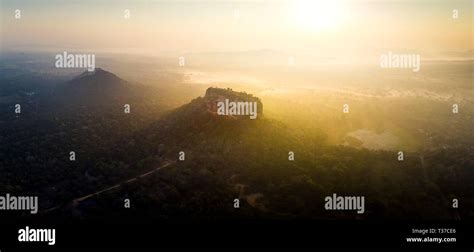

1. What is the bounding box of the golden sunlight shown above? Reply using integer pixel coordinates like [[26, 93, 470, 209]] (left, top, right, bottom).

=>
[[290, 0, 348, 32]]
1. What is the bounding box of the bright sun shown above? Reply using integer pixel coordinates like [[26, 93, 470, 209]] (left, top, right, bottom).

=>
[[291, 0, 347, 32]]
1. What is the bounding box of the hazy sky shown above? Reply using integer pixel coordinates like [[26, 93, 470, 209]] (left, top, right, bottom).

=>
[[1, 0, 472, 57]]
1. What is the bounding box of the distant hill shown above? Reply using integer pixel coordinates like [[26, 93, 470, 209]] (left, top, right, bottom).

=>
[[50, 68, 140, 107], [68, 68, 127, 90]]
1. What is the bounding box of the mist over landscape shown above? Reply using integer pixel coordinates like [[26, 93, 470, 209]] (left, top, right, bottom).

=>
[[1, 47, 472, 222]]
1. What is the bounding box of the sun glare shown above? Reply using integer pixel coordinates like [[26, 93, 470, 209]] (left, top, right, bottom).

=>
[[291, 0, 348, 32]]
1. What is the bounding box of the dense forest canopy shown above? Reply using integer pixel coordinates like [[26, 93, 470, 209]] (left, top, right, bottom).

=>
[[0, 65, 472, 223]]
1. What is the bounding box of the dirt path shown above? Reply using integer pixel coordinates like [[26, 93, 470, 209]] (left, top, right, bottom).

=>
[[43, 160, 175, 213]]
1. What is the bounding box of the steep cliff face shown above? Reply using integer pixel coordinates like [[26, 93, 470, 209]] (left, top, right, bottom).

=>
[[204, 87, 263, 119], [140, 87, 267, 156], [156, 87, 264, 130]]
